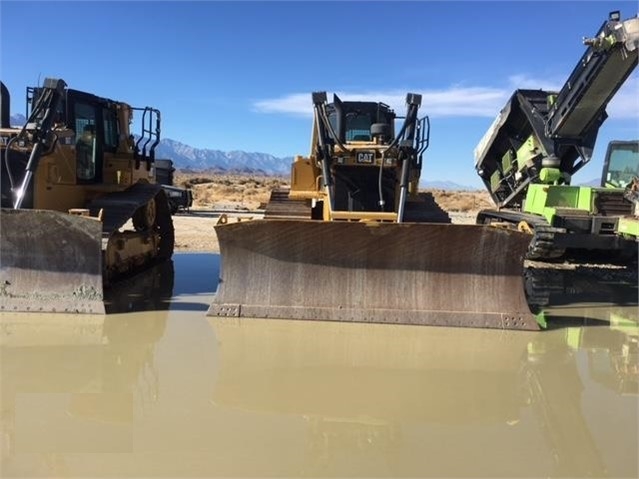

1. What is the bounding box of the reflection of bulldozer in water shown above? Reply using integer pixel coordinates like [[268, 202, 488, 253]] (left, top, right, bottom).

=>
[[104, 259, 175, 314], [0, 311, 168, 466], [0, 78, 174, 314], [209, 92, 538, 330], [209, 313, 637, 476]]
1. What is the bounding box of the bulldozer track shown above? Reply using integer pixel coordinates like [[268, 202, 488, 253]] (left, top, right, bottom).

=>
[[90, 182, 175, 283], [476, 210, 566, 260], [528, 226, 567, 260], [89, 182, 163, 237], [404, 193, 451, 223], [264, 190, 451, 224], [264, 189, 312, 219], [92, 182, 175, 256]]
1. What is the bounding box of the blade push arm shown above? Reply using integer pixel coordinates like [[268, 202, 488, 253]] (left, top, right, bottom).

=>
[[13, 78, 67, 209]]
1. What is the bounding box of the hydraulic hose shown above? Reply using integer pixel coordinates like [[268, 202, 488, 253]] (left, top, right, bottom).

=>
[[4, 136, 18, 190], [313, 105, 335, 211], [318, 103, 350, 153]]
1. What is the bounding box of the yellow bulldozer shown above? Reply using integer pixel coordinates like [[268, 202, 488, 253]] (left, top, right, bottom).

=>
[[0, 78, 174, 314], [208, 92, 539, 330]]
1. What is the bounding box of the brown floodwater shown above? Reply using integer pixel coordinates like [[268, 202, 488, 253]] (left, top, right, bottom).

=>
[[1, 254, 637, 477]]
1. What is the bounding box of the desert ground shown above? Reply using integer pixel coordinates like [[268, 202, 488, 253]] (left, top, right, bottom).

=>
[[171, 172, 492, 252]]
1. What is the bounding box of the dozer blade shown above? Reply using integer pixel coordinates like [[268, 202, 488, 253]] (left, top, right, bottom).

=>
[[0, 209, 105, 314], [208, 220, 540, 330]]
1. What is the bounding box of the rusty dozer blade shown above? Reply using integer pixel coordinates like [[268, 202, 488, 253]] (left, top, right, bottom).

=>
[[208, 219, 540, 330], [0, 209, 105, 314]]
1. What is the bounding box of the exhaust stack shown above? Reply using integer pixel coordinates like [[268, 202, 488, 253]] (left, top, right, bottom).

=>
[[0, 81, 10, 128]]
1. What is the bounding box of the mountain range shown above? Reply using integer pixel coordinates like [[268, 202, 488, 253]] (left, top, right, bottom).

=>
[[8, 113, 26, 126], [578, 178, 601, 187], [153, 138, 293, 175], [9, 113, 478, 189]]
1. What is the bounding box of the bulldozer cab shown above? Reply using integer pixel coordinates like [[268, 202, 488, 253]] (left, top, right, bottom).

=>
[[601, 140, 639, 188], [326, 96, 396, 143], [298, 92, 429, 221], [27, 85, 124, 186], [1, 82, 161, 211]]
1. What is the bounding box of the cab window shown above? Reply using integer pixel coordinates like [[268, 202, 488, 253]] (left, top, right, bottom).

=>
[[75, 102, 97, 180], [102, 108, 119, 151], [345, 112, 372, 141], [606, 145, 639, 187]]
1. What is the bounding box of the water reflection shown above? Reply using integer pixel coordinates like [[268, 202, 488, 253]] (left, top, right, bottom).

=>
[[521, 307, 638, 477], [1, 312, 167, 464], [170, 253, 219, 296], [207, 304, 638, 477], [543, 305, 638, 395], [104, 260, 175, 313], [1, 307, 636, 477], [104, 253, 218, 313], [0, 252, 636, 477]]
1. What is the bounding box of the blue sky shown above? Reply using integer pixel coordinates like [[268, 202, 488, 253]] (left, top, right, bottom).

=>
[[1, 1, 638, 187]]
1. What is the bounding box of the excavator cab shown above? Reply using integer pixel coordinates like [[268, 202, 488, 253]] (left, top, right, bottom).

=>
[[0, 78, 174, 314]]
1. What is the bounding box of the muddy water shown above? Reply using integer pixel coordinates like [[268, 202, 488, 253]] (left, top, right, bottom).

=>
[[1, 253, 637, 477]]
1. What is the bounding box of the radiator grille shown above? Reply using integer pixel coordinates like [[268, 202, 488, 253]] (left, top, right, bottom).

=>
[[594, 191, 633, 216]]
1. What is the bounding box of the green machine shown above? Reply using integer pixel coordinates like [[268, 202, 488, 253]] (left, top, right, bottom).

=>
[[474, 11, 639, 262]]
